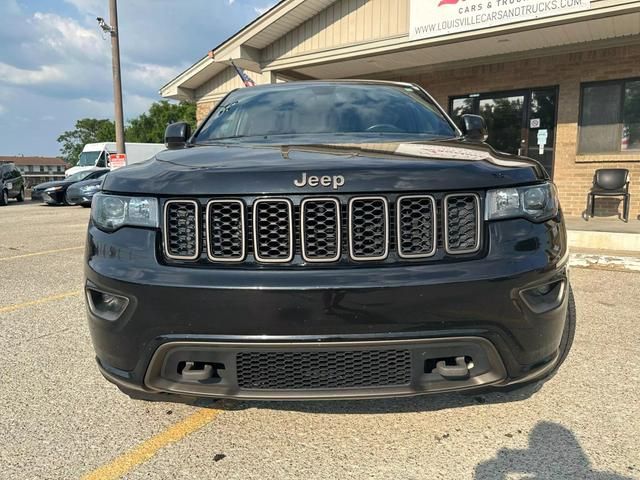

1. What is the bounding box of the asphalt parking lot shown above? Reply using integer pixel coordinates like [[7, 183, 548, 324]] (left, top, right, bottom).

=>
[[1, 202, 639, 480]]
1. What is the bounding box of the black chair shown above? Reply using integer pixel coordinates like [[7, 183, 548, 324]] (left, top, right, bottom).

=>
[[587, 168, 631, 222]]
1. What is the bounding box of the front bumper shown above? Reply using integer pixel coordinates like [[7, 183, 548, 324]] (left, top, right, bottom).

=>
[[42, 190, 65, 205], [85, 216, 569, 400]]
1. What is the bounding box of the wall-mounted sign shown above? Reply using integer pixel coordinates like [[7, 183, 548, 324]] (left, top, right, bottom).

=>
[[530, 118, 541, 128], [410, 0, 590, 41]]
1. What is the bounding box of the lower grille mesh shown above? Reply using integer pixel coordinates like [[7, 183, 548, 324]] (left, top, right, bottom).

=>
[[236, 349, 412, 390]]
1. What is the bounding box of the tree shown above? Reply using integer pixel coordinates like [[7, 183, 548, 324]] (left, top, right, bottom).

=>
[[57, 101, 196, 165], [126, 101, 196, 143], [57, 118, 115, 166]]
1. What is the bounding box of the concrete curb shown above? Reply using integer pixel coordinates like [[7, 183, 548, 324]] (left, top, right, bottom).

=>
[[569, 252, 640, 272], [568, 230, 640, 253]]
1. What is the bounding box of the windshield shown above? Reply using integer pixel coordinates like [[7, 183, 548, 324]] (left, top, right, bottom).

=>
[[78, 151, 101, 167], [194, 83, 457, 144], [67, 170, 97, 182]]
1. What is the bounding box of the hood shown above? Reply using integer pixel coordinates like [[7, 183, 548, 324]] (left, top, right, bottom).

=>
[[102, 139, 547, 196], [33, 179, 72, 191], [66, 178, 102, 193]]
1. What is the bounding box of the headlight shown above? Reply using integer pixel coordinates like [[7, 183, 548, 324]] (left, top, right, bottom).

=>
[[45, 186, 64, 193], [91, 193, 159, 231], [485, 183, 558, 221], [79, 183, 101, 193]]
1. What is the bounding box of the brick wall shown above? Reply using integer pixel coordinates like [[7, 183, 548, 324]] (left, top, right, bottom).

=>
[[196, 101, 216, 124], [395, 44, 640, 220]]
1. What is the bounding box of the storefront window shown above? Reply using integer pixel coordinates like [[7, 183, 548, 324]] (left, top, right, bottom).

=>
[[579, 79, 640, 153], [623, 80, 640, 151]]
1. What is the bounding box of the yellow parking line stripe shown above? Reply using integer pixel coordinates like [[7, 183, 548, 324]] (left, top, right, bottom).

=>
[[0, 246, 84, 261], [82, 407, 222, 480], [0, 290, 81, 314]]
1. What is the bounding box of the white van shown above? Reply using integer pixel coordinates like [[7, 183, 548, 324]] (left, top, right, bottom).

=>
[[65, 142, 165, 177]]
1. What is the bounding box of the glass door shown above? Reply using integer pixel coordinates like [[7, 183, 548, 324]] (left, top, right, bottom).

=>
[[450, 87, 557, 177]]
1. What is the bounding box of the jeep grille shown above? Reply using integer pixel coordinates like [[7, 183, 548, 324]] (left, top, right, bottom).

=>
[[444, 194, 481, 254], [163, 200, 199, 260], [162, 193, 482, 265]]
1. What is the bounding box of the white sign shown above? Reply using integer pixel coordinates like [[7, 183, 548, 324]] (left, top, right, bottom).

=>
[[109, 153, 127, 170], [537, 129, 548, 146], [410, 0, 590, 40], [530, 118, 541, 128]]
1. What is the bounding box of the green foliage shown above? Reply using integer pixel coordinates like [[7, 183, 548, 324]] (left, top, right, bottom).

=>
[[57, 101, 196, 165], [57, 118, 115, 166], [126, 101, 197, 143]]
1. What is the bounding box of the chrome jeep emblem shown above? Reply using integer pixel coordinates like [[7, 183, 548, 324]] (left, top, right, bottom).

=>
[[293, 172, 345, 190]]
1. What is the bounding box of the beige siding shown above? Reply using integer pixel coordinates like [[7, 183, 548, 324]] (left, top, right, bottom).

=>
[[195, 67, 269, 102], [263, 0, 409, 61]]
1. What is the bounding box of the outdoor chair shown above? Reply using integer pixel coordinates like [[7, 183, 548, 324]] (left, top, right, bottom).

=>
[[587, 168, 631, 222]]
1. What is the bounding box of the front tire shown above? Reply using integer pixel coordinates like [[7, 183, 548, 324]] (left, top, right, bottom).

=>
[[0, 189, 8, 206]]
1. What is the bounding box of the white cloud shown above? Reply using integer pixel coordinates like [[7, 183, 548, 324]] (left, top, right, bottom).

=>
[[127, 63, 182, 89], [0, 104, 6, 115], [62, 0, 103, 14], [30, 12, 107, 62], [0, 63, 66, 86]]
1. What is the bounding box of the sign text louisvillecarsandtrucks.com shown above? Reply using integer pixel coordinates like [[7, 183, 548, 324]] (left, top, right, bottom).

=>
[[409, 0, 590, 40]]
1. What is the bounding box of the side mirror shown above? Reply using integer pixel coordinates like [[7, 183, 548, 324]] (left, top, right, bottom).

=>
[[164, 122, 191, 149], [460, 114, 488, 142]]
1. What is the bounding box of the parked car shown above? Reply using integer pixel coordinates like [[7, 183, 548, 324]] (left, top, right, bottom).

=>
[[85, 81, 574, 404], [32, 168, 109, 205], [66, 177, 104, 207], [0, 162, 25, 206]]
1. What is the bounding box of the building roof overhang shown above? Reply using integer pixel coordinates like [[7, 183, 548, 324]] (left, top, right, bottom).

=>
[[159, 0, 336, 99], [160, 0, 640, 101]]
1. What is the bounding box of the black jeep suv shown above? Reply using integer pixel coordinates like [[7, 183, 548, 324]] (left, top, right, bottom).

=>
[[85, 81, 574, 403]]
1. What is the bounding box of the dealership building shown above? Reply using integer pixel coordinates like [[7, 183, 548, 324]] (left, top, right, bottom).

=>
[[161, 0, 640, 219]]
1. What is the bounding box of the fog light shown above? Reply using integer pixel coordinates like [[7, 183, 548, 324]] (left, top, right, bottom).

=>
[[520, 280, 565, 314], [86, 287, 129, 321]]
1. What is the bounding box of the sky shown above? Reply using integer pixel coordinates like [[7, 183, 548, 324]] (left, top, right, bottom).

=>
[[0, 0, 273, 157]]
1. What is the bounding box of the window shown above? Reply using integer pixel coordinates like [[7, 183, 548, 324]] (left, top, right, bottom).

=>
[[579, 79, 640, 153]]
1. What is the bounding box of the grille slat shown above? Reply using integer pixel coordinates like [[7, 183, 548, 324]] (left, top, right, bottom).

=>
[[253, 199, 294, 263], [397, 195, 436, 258], [236, 349, 412, 390], [163, 193, 482, 264], [301, 198, 340, 262], [163, 200, 199, 260], [206, 200, 245, 262], [348, 196, 389, 261], [444, 193, 481, 254]]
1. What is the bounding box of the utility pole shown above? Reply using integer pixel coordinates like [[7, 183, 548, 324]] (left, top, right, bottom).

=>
[[98, 0, 125, 155]]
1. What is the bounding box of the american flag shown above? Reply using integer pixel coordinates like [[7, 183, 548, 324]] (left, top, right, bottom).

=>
[[231, 60, 256, 87]]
